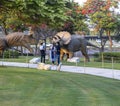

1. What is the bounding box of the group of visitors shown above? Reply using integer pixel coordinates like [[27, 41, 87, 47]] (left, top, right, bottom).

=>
[[50, 42, 61, 65], [39, 42, 61, 66]]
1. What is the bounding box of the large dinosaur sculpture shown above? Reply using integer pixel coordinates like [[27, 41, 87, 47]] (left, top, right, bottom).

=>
[[52, 31, 100, 62]]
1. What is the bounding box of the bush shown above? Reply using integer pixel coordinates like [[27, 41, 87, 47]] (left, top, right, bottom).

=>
[[93, 52, 120, 63], [22, 53, 34, 56], [3, 50, 19, 58]]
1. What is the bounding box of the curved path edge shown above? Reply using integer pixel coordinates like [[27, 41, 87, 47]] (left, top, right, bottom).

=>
[[0, 61, 120, 80]]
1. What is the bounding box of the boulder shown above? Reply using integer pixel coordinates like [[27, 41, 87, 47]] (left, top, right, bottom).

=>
[[67, 57, 80, 63], [37, 63, 51, 70], [29, 57, 40, 64]]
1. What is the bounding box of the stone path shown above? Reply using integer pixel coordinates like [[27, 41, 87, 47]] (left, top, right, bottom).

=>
[[0, 61, 120, 80]]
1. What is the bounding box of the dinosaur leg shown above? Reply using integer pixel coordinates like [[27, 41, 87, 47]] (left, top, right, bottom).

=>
[[60, 49, 65, 60], [0, 50, 4, 58], [66, 53, 69, 59], [68, 52, 73, 58], [23, 44, 33, 53], [60, 53, 65, 60], [80, 47, 90, 62]]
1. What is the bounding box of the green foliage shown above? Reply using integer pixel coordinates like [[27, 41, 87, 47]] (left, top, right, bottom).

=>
[[91, 11, 117, 31], [64, 1, 89, 33], [6, 17, 27, 31], [73, 20, 89, 33], [114, 15, 120, 41], [83, 0, 119, 36], [16, 0, 68, 27], [0, 0, 69, 32], [3, 50, 19, 58], [94, 52, 120, 62]]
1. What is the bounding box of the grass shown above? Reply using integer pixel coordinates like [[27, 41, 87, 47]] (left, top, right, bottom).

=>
[[1, 56, 120, 70], [0, 56, 34, 63], [0, 67, 120, 106]]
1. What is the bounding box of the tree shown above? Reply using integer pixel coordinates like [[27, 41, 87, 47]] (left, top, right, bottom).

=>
[[82, 0, 119, 51], [0, 0, 69, 34], [61, 1, 89, 34], [0, 1, 20, 34], [114, 14, 120, 41]]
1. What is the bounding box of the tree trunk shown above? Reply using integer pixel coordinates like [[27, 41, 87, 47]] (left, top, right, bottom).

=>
[[106, 30, 113, 50], [1, 26, 7, 35], [99, 28, 104, 52], [1, 22, 8, 35], [20, 46, 23, 56], [34, 44, 38, 56]]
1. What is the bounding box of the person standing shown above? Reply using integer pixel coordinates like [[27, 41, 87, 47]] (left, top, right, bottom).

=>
[[55, 42, 62, 71], [50, 43, 56, 65], [55, 42, 61, 65], [40, 42, 45, 63]]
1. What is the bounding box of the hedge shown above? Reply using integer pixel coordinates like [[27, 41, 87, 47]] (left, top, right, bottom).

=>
[[93, 52, 120, 63], [2, 50, 19, 58]]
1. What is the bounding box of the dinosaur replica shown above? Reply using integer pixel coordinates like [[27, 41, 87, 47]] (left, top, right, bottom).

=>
[[52, 31, 100, 62], [0, 32, 36, 55]]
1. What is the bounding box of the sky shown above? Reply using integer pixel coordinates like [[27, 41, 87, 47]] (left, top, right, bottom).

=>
[[74, 0, 87, 5]]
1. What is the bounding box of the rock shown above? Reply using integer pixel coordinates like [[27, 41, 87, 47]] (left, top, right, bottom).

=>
[[67, 57, 80, 63], [29, 57, 40, 64], [37, 63, 51, 70]]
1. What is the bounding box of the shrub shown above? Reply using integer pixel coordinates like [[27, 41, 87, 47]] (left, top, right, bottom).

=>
[[3, 50, 19, 58], [93, 52, 120, 63]]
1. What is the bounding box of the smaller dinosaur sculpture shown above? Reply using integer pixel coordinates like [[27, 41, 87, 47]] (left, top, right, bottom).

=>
[[0, 32, 36, 55]]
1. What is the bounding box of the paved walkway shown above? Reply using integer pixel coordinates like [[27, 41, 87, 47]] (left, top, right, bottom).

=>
[[0, 61, 120, 80]]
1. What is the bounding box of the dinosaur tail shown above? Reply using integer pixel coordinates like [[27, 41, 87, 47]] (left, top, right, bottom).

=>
[[87, 42, 100, 49]]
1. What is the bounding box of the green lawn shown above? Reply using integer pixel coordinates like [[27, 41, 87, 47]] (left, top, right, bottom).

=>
[[0, 67, 120, 106]]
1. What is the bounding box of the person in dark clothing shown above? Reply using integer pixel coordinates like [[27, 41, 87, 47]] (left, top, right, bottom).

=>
[[55, 42, 61, 65], [40, 43, 45, 63], [50, 43, 56, 65]]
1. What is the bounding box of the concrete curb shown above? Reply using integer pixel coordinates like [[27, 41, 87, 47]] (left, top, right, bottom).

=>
[[0, 61, 120, 80]]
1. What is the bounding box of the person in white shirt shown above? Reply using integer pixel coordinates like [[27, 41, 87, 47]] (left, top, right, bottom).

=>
[[40, 43, 45, 63]]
